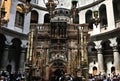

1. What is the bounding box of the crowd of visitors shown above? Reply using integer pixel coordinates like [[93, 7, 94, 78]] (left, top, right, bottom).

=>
[[1, 70, 120, 81], [88, 72, 120, 81], [0, 71, 25, 81]]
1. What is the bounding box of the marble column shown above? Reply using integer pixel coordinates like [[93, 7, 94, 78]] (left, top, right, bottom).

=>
[[29, 29, 34, 63], [45, 49, 49, 81], [67, 49, 71, 74], [1, 45, 9, 71], [94, 40, 105, 74], [113, 46, 120, 74], [97, 48, 104, 74], [19, 48, 26, 72], [109, 37, 120, 74]]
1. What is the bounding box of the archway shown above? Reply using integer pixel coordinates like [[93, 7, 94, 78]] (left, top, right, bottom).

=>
[[85, 10, 93, 30], [44, 13, 50, 23], [99, 4, 108, 28], [111, 66, 115, 73], [9, 38, 22, 71], [0, 33, 6, 69], [30, 10, 39, 23], [49, 60, 66, 81], [6, 64, 12, 74], [93, 66, 97, 75]]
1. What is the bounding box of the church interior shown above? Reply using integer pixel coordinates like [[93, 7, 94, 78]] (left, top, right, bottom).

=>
[[0, 0, 120, 81]]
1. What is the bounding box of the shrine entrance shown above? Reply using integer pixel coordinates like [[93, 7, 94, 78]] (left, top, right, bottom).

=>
[[49, 60, 66, 81]]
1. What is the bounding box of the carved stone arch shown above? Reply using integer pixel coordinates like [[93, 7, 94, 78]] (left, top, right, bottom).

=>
[[30, 10, 39, 23], [99, 4, 108, 28], [85, 10, 93, 29]]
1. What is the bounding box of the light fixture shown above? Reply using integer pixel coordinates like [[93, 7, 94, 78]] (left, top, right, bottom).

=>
[[43, 0, 59, 18], [24, 0, 32, 14], [92, 10, 100, 27]]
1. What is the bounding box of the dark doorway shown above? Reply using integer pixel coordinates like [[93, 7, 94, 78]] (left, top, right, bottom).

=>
[[6, 64, 12, 74], [111, 66, 115, 73], [93, 66, 97, 75]]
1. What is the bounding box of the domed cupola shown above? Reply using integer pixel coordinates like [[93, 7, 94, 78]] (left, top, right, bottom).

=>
[[51, 8, 71, 23]]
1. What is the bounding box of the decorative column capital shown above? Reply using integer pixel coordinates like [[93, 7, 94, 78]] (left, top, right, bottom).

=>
[[94, 40, 102, 54], [109, 37, 118, 52], [109, 37, 117, 47], [94, 40, 102, 47], [94, 40, 102, 49]]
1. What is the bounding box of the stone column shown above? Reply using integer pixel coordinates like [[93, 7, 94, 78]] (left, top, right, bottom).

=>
[[19, 48, 26, 72], [94, 40, 105, 74], [1, 45, 9, 70], [45, 49, 49, 81], [67, 49, 71, 74], [109, 37, 120, 74]]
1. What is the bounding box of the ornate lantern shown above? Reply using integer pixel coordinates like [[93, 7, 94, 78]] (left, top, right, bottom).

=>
[[92, 10, 100, 27]]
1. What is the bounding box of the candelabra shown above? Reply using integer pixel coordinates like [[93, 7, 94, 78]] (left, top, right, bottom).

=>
[[43, 0, 59, 18], [24, 0, 32, 14], [71, 0, 78, 20]]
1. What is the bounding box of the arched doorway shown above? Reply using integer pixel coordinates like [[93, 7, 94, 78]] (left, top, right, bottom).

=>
[[49, 60, 66, 81], [93, 66, 97, 75], [49, 68, 66, 81], [9, 38, 22, 72], [111, 66, 115, 73], [6, 64, 12, 74], [0, 33, 6, 69]]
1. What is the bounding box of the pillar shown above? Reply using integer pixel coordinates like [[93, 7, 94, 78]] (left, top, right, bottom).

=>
[[97, 48, 104, 74], [45, 49, 49, 81], [19, 48, 26, 72], [109, 37, 120, 74], [113, 46, 120, 74], [29, 29, 34, 63], [1, 45, 9, 70], [67, 49, 71, 74], [94, 40, 105, 74]]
